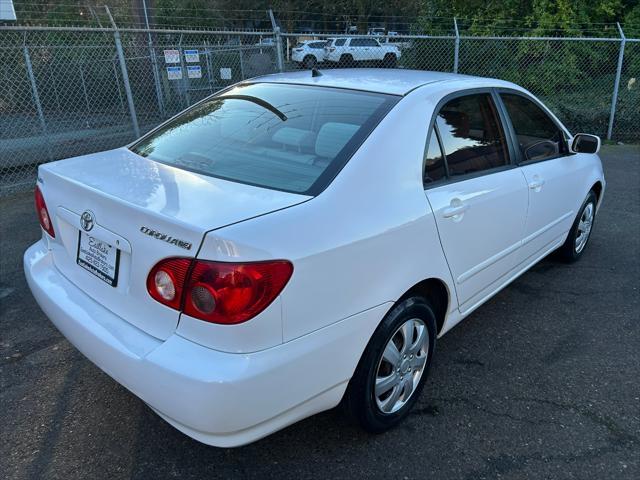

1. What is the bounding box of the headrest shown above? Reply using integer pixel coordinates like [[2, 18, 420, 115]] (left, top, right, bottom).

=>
[[272, 127, 314, 150], [315, 122, 360, 158]]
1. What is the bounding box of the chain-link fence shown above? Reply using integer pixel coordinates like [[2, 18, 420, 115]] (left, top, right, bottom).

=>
[[0, 26, 280, 194], [281, 32, 638, 144], [1, 23, 637, 195]]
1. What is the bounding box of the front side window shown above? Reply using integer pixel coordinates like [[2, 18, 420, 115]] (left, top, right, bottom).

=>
[[501, 93, 566, 163], [435, 94, 510, 177], [309, 42, 326, 49], [131, 83, 397, 194], [334, 38, 346, 46]]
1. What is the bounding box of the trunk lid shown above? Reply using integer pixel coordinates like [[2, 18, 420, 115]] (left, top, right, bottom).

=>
[[40, 147, 310, 340]]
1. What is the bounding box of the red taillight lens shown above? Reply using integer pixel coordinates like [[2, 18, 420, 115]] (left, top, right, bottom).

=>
[[146, 258, 191, 310], [34, 186, 55, 238], [146, 258, 293, 325]]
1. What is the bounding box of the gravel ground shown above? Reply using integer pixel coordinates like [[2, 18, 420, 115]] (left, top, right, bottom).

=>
[[1, 144, 638, 480]]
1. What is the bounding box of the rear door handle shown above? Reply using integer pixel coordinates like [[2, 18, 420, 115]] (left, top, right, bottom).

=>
[[443, 203, 469, 218], [529, 179, 545, 190]]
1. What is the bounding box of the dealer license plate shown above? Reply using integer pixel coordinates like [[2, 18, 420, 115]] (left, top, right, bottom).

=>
[[76, 231, 120, 287]]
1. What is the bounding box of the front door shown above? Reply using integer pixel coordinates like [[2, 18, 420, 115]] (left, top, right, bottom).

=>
[[498, 92, 588, 261]]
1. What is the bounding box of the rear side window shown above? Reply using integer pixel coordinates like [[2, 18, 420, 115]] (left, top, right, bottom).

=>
[[131, 83, 397, 195], [435, 94, 509, 177], [501, 93, 567, 163], [309, 42, 326, 49], [424, 130, 446, 184]]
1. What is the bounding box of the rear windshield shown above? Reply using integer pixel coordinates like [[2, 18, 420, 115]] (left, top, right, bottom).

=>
[[131, 83, 397, 195]]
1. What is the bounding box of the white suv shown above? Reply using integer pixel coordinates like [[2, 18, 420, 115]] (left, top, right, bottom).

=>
[[324, 37, 401, 67], [291, 40, 328, 69]]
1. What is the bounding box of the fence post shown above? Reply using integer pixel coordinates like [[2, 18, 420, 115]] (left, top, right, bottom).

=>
[[22, 44, 47, 136], [607, 23, 626, 140], [268, 9, 285, 72], [141, 0, 165, 118], [453, 17, 460, 73], [178, 34, 191, 107], [105, 6, 140, 138]]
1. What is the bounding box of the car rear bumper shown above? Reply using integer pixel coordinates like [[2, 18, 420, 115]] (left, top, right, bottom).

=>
[[24, 240, 390, 447]]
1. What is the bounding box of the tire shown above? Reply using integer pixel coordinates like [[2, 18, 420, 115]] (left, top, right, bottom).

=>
[[343, 296, 437, 433], [340, 54, 353, 67], [383, 53, 397, 68], [302, 55, 317, 69], [556, 190, 597, 263]]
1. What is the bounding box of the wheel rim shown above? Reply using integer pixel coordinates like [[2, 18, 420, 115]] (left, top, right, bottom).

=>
[[575, 202, 594, 254], [374, 318, 429, 414]]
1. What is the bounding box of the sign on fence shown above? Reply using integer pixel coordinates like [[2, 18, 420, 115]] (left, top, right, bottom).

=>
[[184, 49, 200, 63], [187, 66, 202, 79], [163, 49, 180, 64], [166, 66, 182, 80], [220, 68, 232, 80]]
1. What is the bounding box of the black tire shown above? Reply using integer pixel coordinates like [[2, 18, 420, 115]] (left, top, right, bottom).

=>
[[343, 296, 437, 433], [383, 53, 397, 68], [340, 54, 353, 67], [556, 190, 598, 263], [302, 55, 317, 69]]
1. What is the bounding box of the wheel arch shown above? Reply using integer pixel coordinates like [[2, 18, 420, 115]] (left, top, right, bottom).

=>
[[591, 180, 603, 206], [397, 277, 450, 335]]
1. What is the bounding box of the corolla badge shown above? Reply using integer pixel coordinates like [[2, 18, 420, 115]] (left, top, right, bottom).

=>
[[140, 226, 192, 250], [80, 211, 95, 232]]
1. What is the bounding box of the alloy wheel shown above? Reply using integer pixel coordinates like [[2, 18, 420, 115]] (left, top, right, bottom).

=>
[[575, 202, 594, 253], [374, 318, 429, 414]]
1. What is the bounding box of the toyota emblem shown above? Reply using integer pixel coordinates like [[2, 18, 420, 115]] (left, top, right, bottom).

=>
[[80, 211, 95, 232]]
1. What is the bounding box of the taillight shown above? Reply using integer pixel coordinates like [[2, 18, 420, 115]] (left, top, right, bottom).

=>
[[147, 258, 293, 325], [34, 185, 55, 238], [147, 258, 191, 310]]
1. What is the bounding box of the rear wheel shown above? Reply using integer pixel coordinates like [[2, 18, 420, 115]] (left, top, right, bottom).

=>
[[302, 55, 317, 69], [383, 53, 397, 68], [343, 296, 436, 432], [557, 190, 597, 262], [340, 54, 354, 67]]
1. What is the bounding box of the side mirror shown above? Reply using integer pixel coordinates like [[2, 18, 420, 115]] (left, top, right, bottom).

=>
[[571, 133, 601, 154]]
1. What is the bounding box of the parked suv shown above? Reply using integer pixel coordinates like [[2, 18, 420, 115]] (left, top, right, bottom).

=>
[[291, 40, 328, 69], [325, 37, 400, 67]]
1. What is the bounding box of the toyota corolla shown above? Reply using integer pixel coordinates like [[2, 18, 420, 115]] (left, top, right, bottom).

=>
[[24, 69, 605, 447]]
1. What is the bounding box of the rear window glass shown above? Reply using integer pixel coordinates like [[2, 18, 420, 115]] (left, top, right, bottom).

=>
[[131, 83, 397, 195]]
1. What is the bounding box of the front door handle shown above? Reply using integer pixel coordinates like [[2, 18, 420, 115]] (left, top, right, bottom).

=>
[[443, 202, 469, 219]]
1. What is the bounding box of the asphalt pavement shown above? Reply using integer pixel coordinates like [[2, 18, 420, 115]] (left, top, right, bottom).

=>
[[1, 144, 638, 479]]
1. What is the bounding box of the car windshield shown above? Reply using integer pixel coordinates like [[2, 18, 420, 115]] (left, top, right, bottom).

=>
[[131, 83, 397, 194]]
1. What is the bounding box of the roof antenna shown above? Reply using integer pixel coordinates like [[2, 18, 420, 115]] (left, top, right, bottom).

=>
[[311, 67, 323, 77]]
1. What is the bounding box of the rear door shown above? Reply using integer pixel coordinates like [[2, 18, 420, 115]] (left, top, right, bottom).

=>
[[424, 91, 529, 312], [497, 91, 587, 262]]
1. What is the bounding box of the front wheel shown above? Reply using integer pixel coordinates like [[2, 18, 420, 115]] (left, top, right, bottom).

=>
[[343, 296, 436, 432], [302, 55, 317, 69], [557, 190, 597, 262]]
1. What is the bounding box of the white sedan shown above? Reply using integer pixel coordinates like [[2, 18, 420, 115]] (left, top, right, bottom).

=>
[[25, 69, 604, 447]]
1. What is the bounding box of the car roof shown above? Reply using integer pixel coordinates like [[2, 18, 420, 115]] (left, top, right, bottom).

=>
[[252, 68, 515, 96]]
